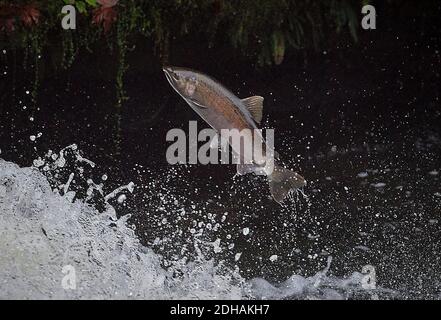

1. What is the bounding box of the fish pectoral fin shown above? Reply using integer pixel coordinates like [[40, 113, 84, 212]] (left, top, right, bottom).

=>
[[187, 98, 208, 109], [242, 96, 264, 124]]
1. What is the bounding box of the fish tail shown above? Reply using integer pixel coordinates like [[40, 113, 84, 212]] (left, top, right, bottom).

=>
[[268, 163, 306, 204]]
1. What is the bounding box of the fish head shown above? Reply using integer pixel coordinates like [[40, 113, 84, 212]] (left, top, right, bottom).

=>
[[163, 66, 199, 99]]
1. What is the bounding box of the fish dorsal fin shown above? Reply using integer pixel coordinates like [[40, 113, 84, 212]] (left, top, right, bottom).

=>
[[242, 96, 264, 124]]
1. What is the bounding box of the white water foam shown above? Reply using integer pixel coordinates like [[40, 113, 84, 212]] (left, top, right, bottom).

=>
[[0, 153, 387, 299]]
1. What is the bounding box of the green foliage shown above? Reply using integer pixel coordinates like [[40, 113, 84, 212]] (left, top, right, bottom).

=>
[[0, 0, 369, 105], [62, 0, 97, 12]]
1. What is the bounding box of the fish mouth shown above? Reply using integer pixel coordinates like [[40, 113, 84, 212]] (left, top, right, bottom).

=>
[[163, 66, 188, 101], [162, 66, 173, 74], [163, 66, 174, 84]]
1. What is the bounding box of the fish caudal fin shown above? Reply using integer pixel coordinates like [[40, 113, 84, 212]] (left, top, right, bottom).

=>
[[268, 165, 306, 204]]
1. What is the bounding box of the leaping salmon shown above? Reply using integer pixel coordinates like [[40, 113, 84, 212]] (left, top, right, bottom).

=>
[[163, 66, 306, 204]]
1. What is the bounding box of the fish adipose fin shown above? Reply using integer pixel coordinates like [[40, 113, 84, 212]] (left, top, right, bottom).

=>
[[242, 96, 264, 124], [268, 165, 306, 204]]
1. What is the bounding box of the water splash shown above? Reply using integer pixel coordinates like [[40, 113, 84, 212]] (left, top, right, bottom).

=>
[[0, 159, 247, 299], [0, 147, 391, 299]]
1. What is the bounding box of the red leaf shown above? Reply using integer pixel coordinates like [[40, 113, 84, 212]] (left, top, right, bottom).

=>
[[92, 7, 117, 33], [20, 4, 40, 27]]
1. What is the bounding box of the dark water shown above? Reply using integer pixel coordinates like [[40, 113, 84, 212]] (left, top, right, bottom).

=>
[[1, 12, 441, 299]]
